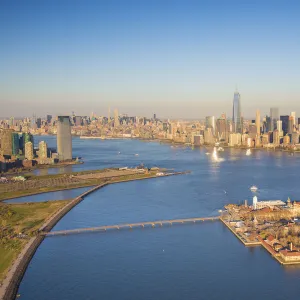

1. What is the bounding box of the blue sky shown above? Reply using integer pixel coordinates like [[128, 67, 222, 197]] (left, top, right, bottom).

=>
[[0, 0, 299, 118]]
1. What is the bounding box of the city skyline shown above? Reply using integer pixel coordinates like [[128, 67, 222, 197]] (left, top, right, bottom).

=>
[[1, 0, 300, 118]]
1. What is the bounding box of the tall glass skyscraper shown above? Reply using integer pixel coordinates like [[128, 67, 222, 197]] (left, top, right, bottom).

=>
[[232, 91, 242, 133], [57, 116, 72, 161]]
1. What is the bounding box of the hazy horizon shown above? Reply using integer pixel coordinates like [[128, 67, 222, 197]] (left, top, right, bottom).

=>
[[1, 0, 299, 118]]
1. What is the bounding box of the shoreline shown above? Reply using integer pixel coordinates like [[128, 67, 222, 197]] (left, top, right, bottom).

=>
[[0, 171, 187, 300], [220, 218, 300, 266]]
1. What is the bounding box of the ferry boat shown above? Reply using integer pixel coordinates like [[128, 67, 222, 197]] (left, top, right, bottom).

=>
[[250, 185, 258, 192]]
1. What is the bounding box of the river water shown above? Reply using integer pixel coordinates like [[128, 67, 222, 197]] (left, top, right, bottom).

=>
[[16, 137, 300, 299]]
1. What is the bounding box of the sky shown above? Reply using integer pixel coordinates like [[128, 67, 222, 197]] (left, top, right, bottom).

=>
[[0, 0, 299, 119]]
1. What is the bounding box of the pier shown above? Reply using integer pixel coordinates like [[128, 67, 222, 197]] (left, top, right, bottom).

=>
[[42, 216, 220, 236]]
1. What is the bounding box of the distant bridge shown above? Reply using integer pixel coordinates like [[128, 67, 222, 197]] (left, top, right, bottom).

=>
[[42, 216, 220, 237]]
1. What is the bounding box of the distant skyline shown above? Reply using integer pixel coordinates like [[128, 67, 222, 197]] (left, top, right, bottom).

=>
[[1, 0, 299, 118]]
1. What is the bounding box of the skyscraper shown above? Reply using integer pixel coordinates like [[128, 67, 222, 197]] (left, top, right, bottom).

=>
[[205, 116, 216, 135], [270, 107, 279, 131], [114, 109, 119, 127], [38, 141, 48, 159], [255, 110, 260, 135], [280, 115, 289, 135], [12, 132, 20, 156], [232, 91, 242, 133], [57, 116, 72, 161], [0, 129, 14, 156]]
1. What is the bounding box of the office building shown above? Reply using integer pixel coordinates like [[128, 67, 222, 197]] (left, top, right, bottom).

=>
[[12, 132, 20, 156], [270, 107, 279, 130], [280, 116, 289, 135], [0, 129, 14, 156], [57, 116, 72, 161], [25, 142, 34, 160], [114, 109, 120, 127], [255, 110, 260, 135], [47, 115, 52, 124], [216, 117, 227, 142], [277, 120, 283, 136], [232, 91, 242, 133], [205, 116, 216, 135], [38, 141, 48, 159], [229, 133, 242, 147]]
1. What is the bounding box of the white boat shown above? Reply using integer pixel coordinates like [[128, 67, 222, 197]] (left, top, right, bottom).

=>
[[206, 152, 210, 155], [250, 185, 258, 192], [246, 149, 251, 156], [217, 147, 224, 152], [135, 154, 139, 156]]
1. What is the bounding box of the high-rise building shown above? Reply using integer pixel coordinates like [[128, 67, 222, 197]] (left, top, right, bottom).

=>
[[0, 129, 14, 156], [12, 132, 20, 156], [36, 118, 42, 128], [114, 109, 120, 127], [205, 116, 216, 135], [232, 91, 242, 133], [280, 116, 289, 135], [270, 107, 279, 131], [255, 110, 260, 136], [38, 141, 48, 159], [47, 115, 52, 124], [57, 116, 72, 161], [25, 142, 34, 160], [216, 117, 227, 142], [291, 112, 296, 127], [277, 120, 283, 137], [288, 116, 293, 134]]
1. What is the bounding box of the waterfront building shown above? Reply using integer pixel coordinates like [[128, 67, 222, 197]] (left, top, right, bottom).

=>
[[291, 132, 299, 145], [270, 107, 279, 131], [229, 133, 242, 147], [204, 128, 215, 145], [255, 110, 260, 135], [0, 129, 14, 156], [273, 130, 280, 146], [252, 196, 285, 210], [280, 115, 289, 135], [283, 134, 290, 146], [38, 141, 48, 159], [205, 116, 216, 136], [216, 117, 227, 142], [36, 118, 42, 128], [232, 91, 242, 133], [25, 142, 34, 160], [248, 124, 257, 139], [57, 116, 72, 161]]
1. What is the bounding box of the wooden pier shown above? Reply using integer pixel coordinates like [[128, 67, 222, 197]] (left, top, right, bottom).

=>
[[42, 216, 220, 236]]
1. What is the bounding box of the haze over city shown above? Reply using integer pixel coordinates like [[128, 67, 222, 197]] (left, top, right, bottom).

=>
[[1, 0, 300, 118]]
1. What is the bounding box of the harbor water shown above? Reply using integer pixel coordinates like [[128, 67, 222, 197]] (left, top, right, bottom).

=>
[[16, 137, 300, 299]]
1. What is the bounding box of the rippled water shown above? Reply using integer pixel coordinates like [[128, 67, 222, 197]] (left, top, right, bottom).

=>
[[17, 137, 300, 299]]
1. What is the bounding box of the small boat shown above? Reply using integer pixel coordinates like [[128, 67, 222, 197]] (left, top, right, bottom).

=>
[[205, 152, 210, 155], [217, 147, 224, 152], [246, 149, 251, 156], [250, 185, 258, 192], [135, 154, 139, 156]]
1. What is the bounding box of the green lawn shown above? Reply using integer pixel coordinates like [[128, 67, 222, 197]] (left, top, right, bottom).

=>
[[0, 200, 70, 283]]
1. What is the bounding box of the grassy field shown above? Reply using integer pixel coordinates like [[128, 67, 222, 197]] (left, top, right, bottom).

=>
[[0, 200, 69, 283], [0, 169, 160, 201]]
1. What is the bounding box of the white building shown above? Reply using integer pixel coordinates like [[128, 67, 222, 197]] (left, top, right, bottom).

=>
[[252, 196, 285, 210]]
